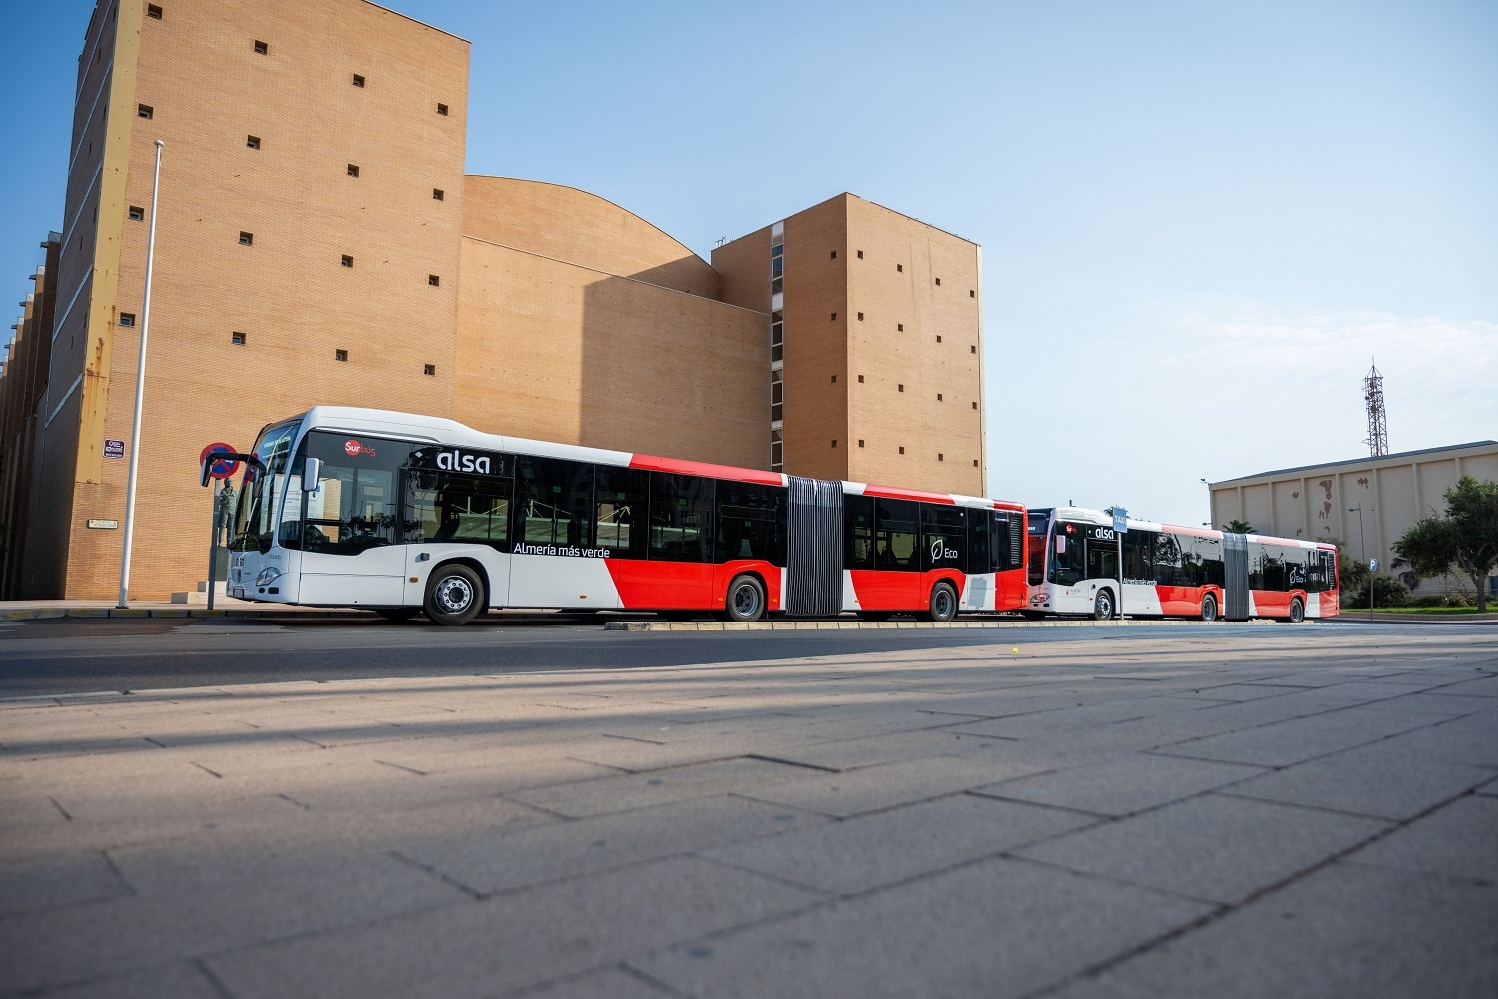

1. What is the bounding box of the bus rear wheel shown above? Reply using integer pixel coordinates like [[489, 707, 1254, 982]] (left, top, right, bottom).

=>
[[424, 564, 484, 626], [722, 575, 766, 622], [1288, 597, 1305, 624], [1200, 594, 1218, 622], [928, 582, 958, 623], [1092, 589, 1115, 621]]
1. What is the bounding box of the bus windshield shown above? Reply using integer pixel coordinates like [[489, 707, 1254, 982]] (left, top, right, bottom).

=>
[[230, 420, 301, 552]]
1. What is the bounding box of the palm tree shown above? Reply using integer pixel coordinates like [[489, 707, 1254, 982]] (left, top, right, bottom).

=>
[[1224, 519, 1256, 534]]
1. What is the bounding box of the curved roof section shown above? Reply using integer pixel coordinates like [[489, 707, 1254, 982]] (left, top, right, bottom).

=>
[[461, 176, 722, 298]]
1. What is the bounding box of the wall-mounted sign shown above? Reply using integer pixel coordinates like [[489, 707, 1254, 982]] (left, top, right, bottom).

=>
[[87, 519, 119, 530], [103, 439, 125, 459]]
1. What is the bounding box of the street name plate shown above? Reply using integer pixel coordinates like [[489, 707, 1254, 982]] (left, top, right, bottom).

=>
[[86, 519, 119, 530]]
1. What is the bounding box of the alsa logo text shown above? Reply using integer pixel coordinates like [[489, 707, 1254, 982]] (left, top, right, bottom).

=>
[[344, 439, 377, 457], [436, 450, 492, 474]]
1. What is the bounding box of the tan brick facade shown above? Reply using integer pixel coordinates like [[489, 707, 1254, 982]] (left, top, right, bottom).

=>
[[0, 2, 989, 600]]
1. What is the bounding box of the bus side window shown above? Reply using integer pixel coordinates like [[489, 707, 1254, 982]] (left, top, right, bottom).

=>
[[968, 510, 991, 574], [874, 498, 920, 572], [921, 504, 966, 572], [1123, 530, 1152, 582], [594, 466, 648, 559], [845, 495, 875, 570], [405, 470, 511, 548], [514, 456, 593, 549], [715, 480, 786, 564], [649, 472, 713, 562]]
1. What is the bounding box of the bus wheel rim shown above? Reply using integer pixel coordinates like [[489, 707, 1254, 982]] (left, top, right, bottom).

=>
[[935, 588, 953, 617], [733, 583, 759, 617], [437, 577, 472, 612]]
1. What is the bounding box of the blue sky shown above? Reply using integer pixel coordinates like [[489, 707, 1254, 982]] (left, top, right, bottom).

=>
[[3, 0, 1494, 526]]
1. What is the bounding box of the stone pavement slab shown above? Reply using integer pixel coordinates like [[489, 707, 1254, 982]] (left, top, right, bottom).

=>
[[741, 754, 1049, 817], [1012, 792, 1389, 904], [630, 855, 1214, 999], [1347, 795, 1498, 882], [973, 752, 1267, 816]]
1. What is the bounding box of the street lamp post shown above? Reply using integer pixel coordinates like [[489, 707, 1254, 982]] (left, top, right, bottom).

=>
[[1349, 505, 1372, 622], [117, 139, 163, 609]]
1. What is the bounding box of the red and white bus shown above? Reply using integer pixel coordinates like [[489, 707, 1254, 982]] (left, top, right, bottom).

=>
[[1024, 507, 1339, 622], [227, 407, 1029, 625]]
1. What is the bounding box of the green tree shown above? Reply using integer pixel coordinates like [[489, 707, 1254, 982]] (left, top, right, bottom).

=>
[[1224, 519, 1256, 534], [1391, 475, 1498, 613]]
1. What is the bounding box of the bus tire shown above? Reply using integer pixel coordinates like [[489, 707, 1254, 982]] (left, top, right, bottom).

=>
[[1092, 589, 1115, 621], [723, 575, 766, 622], [928, 582, 959, 623], [1288, 597, 1305, 624], [1200, 594, 1218, 622], [424, 564, 484, 626], [375, 608, 419, 623]]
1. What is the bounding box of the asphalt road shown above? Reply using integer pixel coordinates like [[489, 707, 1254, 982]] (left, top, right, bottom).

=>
[[0, 615, 1483, 698]]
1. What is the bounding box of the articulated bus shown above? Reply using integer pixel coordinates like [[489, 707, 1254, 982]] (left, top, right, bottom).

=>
[[1024, 507, 1339, 622], [226, 407, 1030, 625]]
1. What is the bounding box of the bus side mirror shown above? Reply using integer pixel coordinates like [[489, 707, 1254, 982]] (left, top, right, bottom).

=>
[[1055, 535, 1066, 555], [302, 456, 322, 491]]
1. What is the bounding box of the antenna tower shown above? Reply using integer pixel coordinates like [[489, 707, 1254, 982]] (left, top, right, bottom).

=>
[[1363, 360, 1388, 457]]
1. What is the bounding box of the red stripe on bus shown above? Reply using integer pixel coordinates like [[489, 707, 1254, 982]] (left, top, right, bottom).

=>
[[628, 454, 784, 487]]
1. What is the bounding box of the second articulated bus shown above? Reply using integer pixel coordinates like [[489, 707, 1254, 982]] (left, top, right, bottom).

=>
[[227, 407, 1030, 624], [1024, 506, 1339, 622]]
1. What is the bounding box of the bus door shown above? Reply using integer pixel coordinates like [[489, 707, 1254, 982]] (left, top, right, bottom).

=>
[[402, 456, 513, 609], [871, 498, 923, 608], [291, 432, 412, 606]]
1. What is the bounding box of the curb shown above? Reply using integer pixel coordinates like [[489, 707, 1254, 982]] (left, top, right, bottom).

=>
[[601, 618, 1290, 632], [0, 608, 378, 621]]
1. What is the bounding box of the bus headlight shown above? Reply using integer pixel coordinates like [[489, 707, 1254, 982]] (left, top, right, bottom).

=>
[[255, 567, 282, 587]]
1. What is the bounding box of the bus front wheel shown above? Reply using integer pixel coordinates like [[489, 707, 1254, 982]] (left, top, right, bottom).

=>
[[928, 582, 958, 623], [722, 575, 766, 623], [1092, 589, 1115, 621], [424, 564, 485, 626]]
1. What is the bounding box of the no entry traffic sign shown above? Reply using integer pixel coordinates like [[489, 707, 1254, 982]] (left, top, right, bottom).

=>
[[200, 442, 240, 480]]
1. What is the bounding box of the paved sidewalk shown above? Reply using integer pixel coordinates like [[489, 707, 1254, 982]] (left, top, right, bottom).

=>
[[2, 629, 1496, 998]]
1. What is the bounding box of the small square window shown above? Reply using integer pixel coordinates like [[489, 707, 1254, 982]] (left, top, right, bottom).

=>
[[971, 345, 977, 353], [137, 104, 153, 119], [341, 254, 353, 267], [939, 453, 945, 462], [830, 313, 837, 321], [858, 440, 865, 448], [147, 4, 162, 19], [253, 40, 268, 55], [936, 335, 942, 343], [856, 250, 863, 259], [897, 263, 903, 272], [973, 459, 979, 467], [428, 274, 440, 287], [899, 446, 905, 455], [347, 163, 359, 177], [238, 231, 253, 246], [831, 440, 838, 449], [246, 135, 261, 149], [352, 74, 365, 88], [830, 250, 837, 259], [128, 206, 144, 221], [935, 277, 942, 286], [857, 374, 864, 383], [898, 384, 904, 393], [231, 331, 246, 345], [972, 401, 978, 410], [118, 312, 136, 327], [433, 188, 444, 201], [424, 364, 436, 376], [937, 393, 943, 401], [970, 289, 976, 297], [436, 103, 449, 115], [334, 349, 348, 362], [830, 375, 837, 383], [857, 312, 864, 321]]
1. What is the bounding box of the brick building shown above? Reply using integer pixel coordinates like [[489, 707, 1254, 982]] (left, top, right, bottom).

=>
[[0, 0, 988, 600]]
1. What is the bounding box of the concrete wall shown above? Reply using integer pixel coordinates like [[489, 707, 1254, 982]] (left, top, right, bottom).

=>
[[1209, 441, 1498, 594]]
